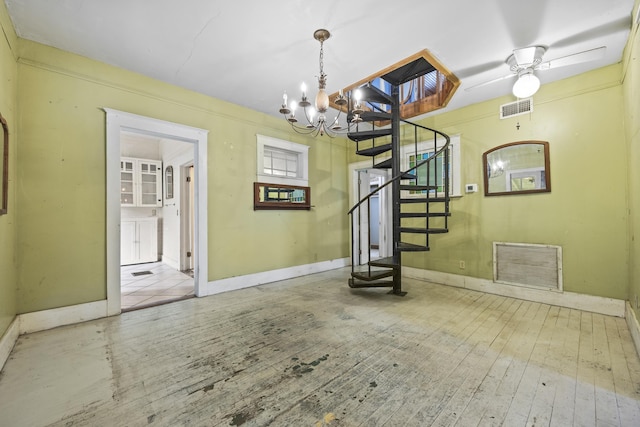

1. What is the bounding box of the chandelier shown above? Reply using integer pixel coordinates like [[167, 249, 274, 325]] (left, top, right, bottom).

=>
[[279, 29, 348, 137]]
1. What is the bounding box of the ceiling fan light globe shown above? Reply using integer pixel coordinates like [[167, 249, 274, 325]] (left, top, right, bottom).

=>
[[512, 73, 540, 98]]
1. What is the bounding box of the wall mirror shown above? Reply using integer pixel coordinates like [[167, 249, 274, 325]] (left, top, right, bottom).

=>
[[483, 140, 550, 196], [165, 166, 174, 199], [0, 113, 8, 215], [254, 182, 310, 210]]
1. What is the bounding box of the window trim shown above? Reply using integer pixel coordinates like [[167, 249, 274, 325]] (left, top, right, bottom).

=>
[[400, 134, 461, 198], [256, 134, 309, 187]]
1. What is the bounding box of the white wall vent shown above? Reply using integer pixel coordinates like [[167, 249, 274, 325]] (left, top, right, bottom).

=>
[[493, 242, 562, 291], [499, 98, 533, 119]]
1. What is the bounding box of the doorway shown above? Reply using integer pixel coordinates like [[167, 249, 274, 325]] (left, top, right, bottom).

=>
[[105, 109, 208, 315], [118, 132, 196, 310], [348, 162, 392, 266]]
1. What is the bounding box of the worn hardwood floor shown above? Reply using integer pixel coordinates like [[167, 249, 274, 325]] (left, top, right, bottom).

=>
[[1, 268, 640, 426]]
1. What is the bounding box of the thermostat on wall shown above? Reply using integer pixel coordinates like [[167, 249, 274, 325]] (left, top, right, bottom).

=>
[[465, 183, 478, 193]]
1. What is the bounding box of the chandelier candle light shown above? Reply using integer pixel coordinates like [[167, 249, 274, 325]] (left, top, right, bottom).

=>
[[279, 29, 347, 136]]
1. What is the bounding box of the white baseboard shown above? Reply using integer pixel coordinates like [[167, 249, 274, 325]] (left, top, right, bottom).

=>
[[161, 255, 180, 271], [200, 257, 350, 296], [626, 301, 640, 357], [0, 316, 20, 372], [18, 300, 109, 335], [403, 267, 625, 318]]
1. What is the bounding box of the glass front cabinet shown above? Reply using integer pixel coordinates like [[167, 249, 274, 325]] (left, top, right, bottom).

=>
[[120, 157, 162, 207]]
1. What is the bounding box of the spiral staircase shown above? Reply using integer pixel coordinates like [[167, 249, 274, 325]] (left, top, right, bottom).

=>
[[347, 58, 452, 295]]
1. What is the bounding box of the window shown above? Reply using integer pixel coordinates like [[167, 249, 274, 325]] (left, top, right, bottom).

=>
[[257, 134, 309, 187], [408, 150, 448, 194], [263, 147, 299, 178], [401, 134, 461, 197]]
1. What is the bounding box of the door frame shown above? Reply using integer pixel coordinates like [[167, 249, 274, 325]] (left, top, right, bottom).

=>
[[105, 109, 208, 316], [180, 164, 195, 272]]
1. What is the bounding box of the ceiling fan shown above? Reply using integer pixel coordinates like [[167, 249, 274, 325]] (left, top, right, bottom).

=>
[[466, 45, 607, 97]]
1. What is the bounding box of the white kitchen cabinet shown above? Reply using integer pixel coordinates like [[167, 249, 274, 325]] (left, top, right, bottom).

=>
[[121, 217, 159, 265], [120, 157, 162, 207]]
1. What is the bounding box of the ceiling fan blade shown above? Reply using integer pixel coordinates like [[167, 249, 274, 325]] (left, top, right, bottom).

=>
[[536, 46, 606, 70], [464, 73, 516, 91]]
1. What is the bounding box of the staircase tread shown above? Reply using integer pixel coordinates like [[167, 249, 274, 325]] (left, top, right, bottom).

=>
[[382, 57, 437, 86], [400, 227, 449, 234], [369, 256, 400, 268], [359, 84, 394, 105], [348, 278, 395, 288], [348, 111, 392, 122], [356, 144, 392, 157], [398, 242, 430, 252], [400, 212, 451, 218], [399, 184, 438, 191], [351, 269, 395, 281], [373, 158, 392, 169], [348, 128, 392, 142], [400, 197, 448, 203]]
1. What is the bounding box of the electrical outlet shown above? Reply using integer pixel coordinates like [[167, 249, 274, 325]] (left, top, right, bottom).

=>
[[459, 260, 466, 270]]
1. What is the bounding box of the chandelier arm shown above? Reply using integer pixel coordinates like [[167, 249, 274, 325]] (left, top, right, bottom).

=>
[[288, 123, 320, 135], [301, 107, 316, 126], [326, 108, 342, 128]]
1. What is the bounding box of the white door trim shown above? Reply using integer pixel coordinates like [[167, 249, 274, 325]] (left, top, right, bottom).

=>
[[105, 109, 208, 316], [181, 164, 195, 272]]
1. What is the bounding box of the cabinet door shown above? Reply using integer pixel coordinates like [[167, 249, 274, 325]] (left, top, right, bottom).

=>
[[120, 220, 137, 265], [137, 218, 158, 263], [120, 159, 135, 206], [138, 161, 162, 207]]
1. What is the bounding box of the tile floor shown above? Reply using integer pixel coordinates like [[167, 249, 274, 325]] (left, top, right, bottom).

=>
[[120, 261, 194, 311]]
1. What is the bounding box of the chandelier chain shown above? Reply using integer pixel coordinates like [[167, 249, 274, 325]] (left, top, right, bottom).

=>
[[319, 41, 325, 77]]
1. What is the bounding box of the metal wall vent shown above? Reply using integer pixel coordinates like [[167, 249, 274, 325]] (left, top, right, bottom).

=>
[[500, 98, 533, 119], [493, 242, 562, 291]]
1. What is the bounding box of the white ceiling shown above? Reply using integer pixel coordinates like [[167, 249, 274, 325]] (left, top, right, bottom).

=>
[[4, 0, 636, 119]]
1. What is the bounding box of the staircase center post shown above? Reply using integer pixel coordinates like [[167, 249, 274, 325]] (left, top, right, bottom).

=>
[[390, 83, 402, 294]]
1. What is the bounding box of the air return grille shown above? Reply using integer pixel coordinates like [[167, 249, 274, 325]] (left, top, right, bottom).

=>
[[500, 98, 533, 119], [493, 242, 562, 290]]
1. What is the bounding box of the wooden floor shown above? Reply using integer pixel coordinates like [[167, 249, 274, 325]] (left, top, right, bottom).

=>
[[1, 268, 640, 426]]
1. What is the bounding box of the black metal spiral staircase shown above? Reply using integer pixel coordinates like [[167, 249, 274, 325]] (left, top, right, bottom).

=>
[[347, 59, 452, 295]]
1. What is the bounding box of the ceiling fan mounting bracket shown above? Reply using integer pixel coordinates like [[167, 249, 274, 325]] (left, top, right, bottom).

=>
[[507, 46, 547, 72]]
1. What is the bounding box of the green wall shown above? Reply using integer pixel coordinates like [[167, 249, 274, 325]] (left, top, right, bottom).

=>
[[0, 3, 18, 337], [16, 40, 349, 314], [624, 0, 640, 319], [3, 4, 639, 325], [350, 64, 629, 300]]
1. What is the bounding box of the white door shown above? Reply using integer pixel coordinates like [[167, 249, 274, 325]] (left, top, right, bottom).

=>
[[120, 220, 136, 265], [137, 218, 158, 263], [355, 170, 371, 265]]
